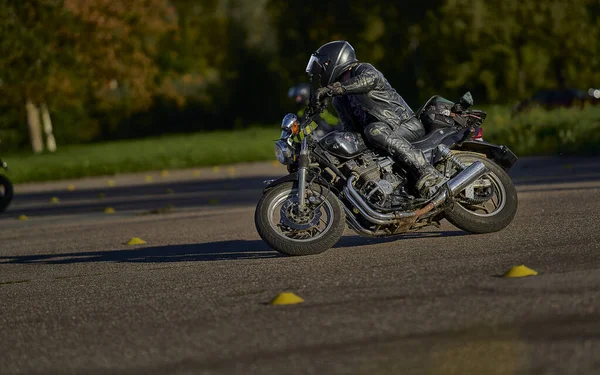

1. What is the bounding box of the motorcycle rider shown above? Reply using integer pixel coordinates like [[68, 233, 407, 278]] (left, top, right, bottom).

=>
[[288, 83, 337, 139], [306, 40, 445, 198]]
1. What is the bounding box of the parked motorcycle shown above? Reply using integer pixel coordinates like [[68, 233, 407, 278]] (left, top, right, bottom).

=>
[[255, 92, 518, 256], [0, 147, 13, 214]]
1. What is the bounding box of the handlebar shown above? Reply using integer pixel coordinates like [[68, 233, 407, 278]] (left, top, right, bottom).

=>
[[301, 96, 328, 124]]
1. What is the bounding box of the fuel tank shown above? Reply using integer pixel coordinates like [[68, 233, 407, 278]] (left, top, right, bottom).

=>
[[318, 131, 368, 158]]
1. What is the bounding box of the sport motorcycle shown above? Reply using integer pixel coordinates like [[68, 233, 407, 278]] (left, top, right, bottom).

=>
[[255, 92, 518, 256]]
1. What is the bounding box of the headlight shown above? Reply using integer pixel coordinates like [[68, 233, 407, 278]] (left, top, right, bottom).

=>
[[274, 140, 294, 165]]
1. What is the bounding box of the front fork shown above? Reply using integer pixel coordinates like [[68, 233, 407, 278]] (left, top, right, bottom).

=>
[[297, 138, 309, 210]]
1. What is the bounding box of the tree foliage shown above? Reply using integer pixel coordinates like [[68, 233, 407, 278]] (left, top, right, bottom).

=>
[[1, 0, 599, 152], [426, 0, 600, 101]]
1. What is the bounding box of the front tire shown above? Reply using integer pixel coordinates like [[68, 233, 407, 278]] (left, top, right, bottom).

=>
[[0, 174, 14, 213], [255, 182, 345, 256], [443, 152, 518, 234]]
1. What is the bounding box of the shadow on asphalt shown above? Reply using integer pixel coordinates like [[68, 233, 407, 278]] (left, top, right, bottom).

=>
[[0, 232, 467, 264]]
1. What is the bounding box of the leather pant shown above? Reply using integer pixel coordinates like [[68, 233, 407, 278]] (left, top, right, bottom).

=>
[[363, 117, 433, 178]]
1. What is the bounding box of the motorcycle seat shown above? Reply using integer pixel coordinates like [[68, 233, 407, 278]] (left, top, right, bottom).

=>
[[411, 127, 457, 151]]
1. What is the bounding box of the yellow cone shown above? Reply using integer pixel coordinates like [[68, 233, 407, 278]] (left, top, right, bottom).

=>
[[104, 207, 116, 214], [126, 237, 146, 245], [212, 166, 221, 173], [67, 184, 76, 191], [161, 170, 169, 177], [272, 160, 280, 167], [107, 179, 116, 187], [50, 197, 60, 203], [270, 292, 304, 305], [503, 265, 538, 278], [145, 175, 154, 183], [193, 169, 201, 177], [17, 214, 28, 221]]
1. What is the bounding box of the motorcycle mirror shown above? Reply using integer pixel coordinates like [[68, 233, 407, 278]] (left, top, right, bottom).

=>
[[452, 91, 474, 113], [459, 91, 474, 108]]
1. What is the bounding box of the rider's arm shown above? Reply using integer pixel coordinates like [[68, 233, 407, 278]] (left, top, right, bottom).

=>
[[335, 66, 382, 95]]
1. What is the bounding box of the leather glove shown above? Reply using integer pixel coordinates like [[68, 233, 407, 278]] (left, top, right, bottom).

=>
[[328, 81, 346, 96], [314, 87, 332, 103], [315, 82, 347, 103]]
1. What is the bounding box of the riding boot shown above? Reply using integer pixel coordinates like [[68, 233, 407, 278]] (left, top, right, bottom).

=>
[[380, 135, 445, 198], [365, 122, 446, 198]]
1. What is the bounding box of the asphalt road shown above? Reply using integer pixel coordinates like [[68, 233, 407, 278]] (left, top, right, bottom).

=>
[[1, 156, 599, 375]]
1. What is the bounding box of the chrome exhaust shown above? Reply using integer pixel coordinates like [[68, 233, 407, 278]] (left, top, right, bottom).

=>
[[342, 205, 388, 237], [343, 187, 395, 225], [344, 175, 414, 222], [430, 161, 488, 207]]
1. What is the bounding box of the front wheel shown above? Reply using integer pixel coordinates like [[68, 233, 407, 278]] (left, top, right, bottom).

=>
[[254, 182, 345, 256], [0, 174, 14, 213], [443, 152, 518, 234]]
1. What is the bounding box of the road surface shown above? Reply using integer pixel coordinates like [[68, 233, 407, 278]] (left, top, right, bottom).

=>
[[1, 157, 599, 375]]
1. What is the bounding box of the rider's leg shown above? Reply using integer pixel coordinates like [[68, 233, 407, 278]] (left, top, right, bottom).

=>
[[390, 117, 425, 142], [364, 121, 445, 198]]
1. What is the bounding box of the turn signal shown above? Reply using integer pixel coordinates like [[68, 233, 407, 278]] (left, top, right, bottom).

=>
[[290, 121, 300, 135]]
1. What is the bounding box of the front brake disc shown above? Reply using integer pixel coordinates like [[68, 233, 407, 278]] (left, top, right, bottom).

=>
[[279, 197, 322, 230]]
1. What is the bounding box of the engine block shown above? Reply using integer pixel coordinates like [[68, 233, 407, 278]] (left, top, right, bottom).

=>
[[340, 153, 410, 208], [340, 153, 380, 185]]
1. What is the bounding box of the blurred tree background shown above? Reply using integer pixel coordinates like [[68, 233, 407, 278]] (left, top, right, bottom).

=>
[[1, 0, 599, 153]]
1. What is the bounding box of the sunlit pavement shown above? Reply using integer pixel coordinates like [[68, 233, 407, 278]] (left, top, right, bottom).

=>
[[1, 157, 599, 374]]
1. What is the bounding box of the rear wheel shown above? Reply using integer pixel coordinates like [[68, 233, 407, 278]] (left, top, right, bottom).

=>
[[0, 174, 14, 213], [443, 152, 518, 233], [255, 182, 345, 256]]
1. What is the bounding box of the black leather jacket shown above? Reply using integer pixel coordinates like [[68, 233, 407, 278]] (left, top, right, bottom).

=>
[[332, 63, 415, 132]]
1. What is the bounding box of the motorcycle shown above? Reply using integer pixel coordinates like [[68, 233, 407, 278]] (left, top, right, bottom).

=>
[[255, 92, 519, 256], [0, 141, 13, 214]]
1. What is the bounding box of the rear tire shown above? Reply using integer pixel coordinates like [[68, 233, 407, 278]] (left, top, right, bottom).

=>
[[0, 174, 14, 213], [255, 182, 345, 256], [443, 152, 518, 234]]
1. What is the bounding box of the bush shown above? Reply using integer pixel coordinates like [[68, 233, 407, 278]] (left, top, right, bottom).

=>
[[480, 106, 600, 156]]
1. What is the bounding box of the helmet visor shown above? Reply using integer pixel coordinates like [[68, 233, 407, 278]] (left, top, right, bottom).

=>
[[305, 54, 324, 76]]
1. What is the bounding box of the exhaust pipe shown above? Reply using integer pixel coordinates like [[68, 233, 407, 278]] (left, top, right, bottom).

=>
[[344, 161, 488, 225], [344, 188, 397, 225], [430, 161, 488, 207], [342, 205, 389, 237], [344, 175, 415, 222]]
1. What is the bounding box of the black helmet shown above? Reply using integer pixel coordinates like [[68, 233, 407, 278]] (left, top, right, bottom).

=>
[[305, 40, 358, 87], [287, 83, 311, 104]]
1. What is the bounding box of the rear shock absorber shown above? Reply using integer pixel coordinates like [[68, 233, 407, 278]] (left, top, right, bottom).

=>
[[437, 145, 492, 204], [437, 145, 468, 171]]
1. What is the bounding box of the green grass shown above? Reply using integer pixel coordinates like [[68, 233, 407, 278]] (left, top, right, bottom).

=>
[[3, 105, 600, 184], [2, 126, 280, 184]]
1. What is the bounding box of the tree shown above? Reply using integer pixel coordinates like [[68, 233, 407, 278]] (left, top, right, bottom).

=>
[[0, 0, 177, 151], [424, 0, 600, 103]]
